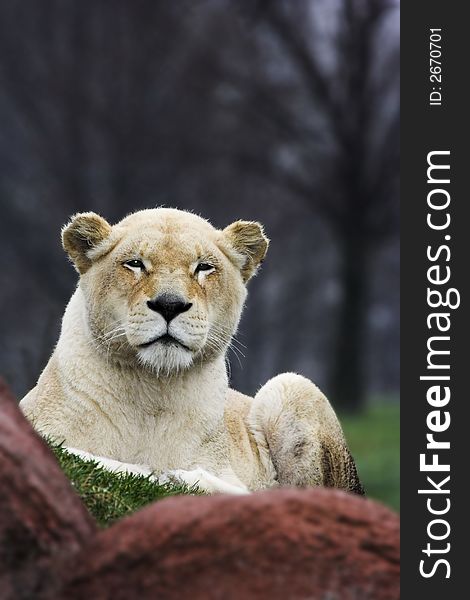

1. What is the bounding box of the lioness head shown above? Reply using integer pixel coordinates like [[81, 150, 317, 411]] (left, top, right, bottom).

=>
[[62, 208, 268, 374]]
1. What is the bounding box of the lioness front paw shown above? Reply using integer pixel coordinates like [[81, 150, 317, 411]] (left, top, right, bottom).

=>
[[157, 469, 194, 487], [158, 468, 249, 495]]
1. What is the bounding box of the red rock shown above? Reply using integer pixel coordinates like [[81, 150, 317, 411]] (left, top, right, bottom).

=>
[[0, 380, 96, 599], [56, 488, 399, 600], [0, 380, 399, 600]]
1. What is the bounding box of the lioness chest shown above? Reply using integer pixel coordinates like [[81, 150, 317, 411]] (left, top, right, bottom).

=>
[[62, 395, 229, 473]]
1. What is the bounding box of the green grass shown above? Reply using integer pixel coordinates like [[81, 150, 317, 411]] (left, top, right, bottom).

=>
[[50, 401, 399, 526], [50, 444, 196, 527], [341, 402, 400, 512]]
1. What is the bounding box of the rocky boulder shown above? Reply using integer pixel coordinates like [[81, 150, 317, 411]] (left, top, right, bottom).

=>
[[0, 380, 96, 598]]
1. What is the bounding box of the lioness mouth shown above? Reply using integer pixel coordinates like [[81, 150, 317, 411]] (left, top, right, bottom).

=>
[[139, 334, 190, 351]]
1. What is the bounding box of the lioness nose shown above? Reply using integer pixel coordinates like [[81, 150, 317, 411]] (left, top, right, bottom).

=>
[[147, 293, 192, 322]]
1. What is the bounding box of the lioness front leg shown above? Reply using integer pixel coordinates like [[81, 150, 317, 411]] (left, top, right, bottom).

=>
[[65, 448, 156, 478], [66, 448, 248, 495], [248, 373, 364, 494]]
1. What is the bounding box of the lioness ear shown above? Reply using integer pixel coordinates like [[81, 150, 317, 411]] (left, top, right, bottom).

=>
[[62, 212, 112, 274], [223, 220, 269, 282]]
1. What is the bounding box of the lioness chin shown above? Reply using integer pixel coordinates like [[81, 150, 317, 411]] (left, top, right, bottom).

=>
[[20, 208, 363, 495]]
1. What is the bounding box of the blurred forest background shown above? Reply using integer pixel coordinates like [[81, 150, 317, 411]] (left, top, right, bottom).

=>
[[0, 0, 399, 502]]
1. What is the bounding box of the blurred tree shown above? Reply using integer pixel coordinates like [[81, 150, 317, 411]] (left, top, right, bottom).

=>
[[213, 0, 400, 410]]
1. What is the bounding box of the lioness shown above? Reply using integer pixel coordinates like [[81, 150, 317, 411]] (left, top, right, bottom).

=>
[[21, 208, 363, 495]]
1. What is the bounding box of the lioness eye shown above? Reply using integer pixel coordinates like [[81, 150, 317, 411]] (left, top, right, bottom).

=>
[[124, 259, 145, 270], [195, 262, 214, 273]]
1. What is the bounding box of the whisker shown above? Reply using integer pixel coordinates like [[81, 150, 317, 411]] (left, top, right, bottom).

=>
[[227, 344, 244, 368]]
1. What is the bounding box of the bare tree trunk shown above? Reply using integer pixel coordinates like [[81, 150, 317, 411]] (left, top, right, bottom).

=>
[[329, 223, 368, 412]]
